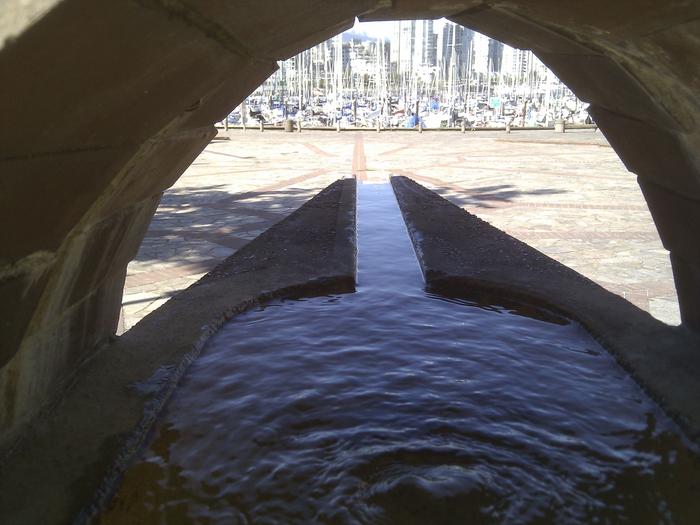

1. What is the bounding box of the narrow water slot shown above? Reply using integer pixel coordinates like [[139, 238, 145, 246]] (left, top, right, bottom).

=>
[[103, 181, 700, 524], [354, 182, 424, 291]]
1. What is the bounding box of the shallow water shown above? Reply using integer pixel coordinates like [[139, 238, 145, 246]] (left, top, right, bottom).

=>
[[103, 182, 700, 524]]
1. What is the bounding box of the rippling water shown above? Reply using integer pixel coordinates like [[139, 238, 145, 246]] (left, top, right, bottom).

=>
[[103, 182, 700, 524]]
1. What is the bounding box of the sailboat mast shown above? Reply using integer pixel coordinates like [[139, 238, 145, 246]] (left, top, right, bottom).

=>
[[335, 33, 342, 110]]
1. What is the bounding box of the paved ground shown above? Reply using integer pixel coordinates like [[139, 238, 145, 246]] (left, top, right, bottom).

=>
[[120, 128, 680, 330]]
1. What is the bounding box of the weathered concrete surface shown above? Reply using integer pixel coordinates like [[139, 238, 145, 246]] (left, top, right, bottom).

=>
[[391, 176, 700, 441], [0, 178, 356, 525], [3, 0, 700, 468]]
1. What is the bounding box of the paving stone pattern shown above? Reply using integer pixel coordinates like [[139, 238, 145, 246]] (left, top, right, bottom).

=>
[[121, 129, 680, 330]]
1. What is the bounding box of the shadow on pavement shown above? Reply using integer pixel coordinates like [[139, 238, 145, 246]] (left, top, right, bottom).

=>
[[431, 184, 568, 209], [132, 185, 319, 265]]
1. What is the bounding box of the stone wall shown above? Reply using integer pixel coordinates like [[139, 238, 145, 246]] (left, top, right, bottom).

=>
[[2, 0, 699, 446]]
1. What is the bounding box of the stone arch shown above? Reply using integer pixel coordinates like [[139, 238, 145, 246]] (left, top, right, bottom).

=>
[[1, 0, 699, 443]]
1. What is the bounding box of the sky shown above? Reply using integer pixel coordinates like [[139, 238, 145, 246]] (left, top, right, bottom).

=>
[[352, 20, 395, 38]]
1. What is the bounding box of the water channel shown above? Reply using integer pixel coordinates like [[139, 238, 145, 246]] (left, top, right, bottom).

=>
[[102, 182, 699, 524]]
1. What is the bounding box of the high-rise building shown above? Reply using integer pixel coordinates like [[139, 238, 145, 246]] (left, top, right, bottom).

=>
[[417, 20, 437, 67], [439, 22, 474, 81], [471, 32, 490, 75], [390, 21, 414, 74], [512, 48, 530, 78], [488, 39, 504, 73], [390, 20, 438, 74]]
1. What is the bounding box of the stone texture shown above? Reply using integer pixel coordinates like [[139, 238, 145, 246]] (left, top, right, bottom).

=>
[[0, 147, 135, 257], [0, 197, 159, 437], [450, 6, 596, 55], [671, 254, 700, 332], [2, 2, 241, 156], [487, 1, 700, 40], [639, 177, 700, 263], [0, 259, 52, 376], [639, 177, 700, 331], [588, 106, 700, 198], [359, 0, 480, 21], [537, 53, 680, 130]]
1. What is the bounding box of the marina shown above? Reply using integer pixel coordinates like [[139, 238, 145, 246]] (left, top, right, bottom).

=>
[[226, 21, 590, 131]]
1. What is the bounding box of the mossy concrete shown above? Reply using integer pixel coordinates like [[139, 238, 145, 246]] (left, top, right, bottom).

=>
[[391, 176, 700, 441], [0, 178, 357, 525]]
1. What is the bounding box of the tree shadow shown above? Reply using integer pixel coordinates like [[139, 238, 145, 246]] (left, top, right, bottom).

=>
[[132, 184, 322, 265], [429, 184, 568, 209]]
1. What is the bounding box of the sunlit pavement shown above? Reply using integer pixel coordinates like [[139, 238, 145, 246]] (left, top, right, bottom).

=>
[[120, 128, 679, 331]]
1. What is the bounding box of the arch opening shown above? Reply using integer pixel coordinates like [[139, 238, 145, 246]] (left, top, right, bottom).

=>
[[119, 17, 681, 331]]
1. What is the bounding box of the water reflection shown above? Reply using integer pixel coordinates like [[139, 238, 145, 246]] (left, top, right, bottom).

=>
[[102, 183, 700, 524]]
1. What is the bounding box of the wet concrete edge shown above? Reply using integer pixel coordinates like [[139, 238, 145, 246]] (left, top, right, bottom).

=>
[[0, 178, 357, 525], [391, 175, 700, 443]]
